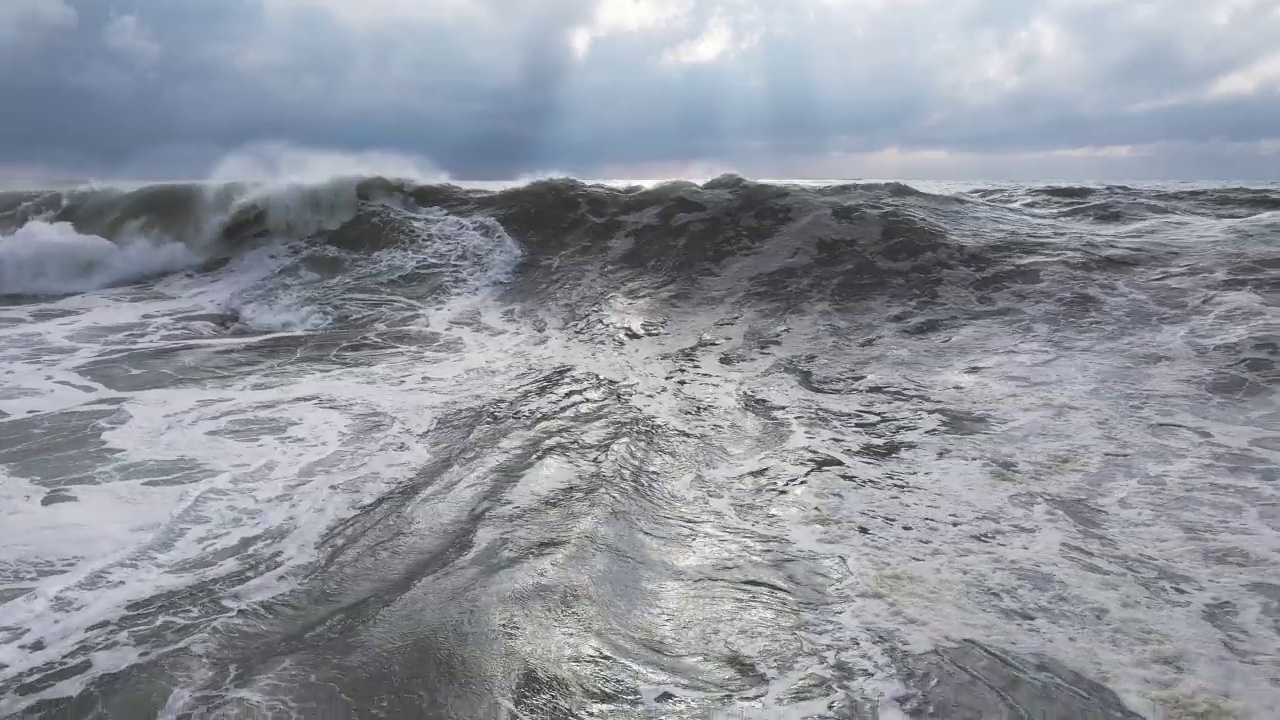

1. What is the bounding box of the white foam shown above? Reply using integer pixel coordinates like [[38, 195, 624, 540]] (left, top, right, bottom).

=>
[[220, 204, 522, 333], [0, 371, 446, 710], [0, 221, 200, 296], [0, 200, 533, 711], [231, 297, 332, 332]]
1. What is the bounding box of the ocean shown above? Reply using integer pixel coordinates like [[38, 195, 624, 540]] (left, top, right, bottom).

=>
[[1, 176, 1277, 718]]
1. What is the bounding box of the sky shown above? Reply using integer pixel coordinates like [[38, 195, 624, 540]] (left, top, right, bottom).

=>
[[2, 0, 1279, 181]]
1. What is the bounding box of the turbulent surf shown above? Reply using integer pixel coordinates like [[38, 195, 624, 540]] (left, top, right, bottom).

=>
[[1, 176, 1278, 719]]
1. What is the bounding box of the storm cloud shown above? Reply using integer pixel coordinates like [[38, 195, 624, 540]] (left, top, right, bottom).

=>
[[2, 0, 1279, 180]]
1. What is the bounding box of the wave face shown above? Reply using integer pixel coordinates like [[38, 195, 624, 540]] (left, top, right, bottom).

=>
[[1, 177, 1279, 719]]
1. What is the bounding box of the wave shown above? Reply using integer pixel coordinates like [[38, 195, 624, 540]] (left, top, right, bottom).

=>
[[0, 221, 201, 296], [0, 179, 372, 296], [2, 175, 1277, 302], [971, 183, 1280, 222], [3, 175, 1279, 718]]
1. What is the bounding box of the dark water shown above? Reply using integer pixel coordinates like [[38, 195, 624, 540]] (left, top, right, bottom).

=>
[[0, 177, 1278, 718]]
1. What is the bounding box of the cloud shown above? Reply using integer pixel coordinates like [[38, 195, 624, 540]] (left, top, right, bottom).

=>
[[0, 0, 76, 45], [102, 13, 160, 66], [0, 0, 1278, 181], [261, 0, 487, 29], [1211, 51, 1280, 96], [661, 12, 750, 65]]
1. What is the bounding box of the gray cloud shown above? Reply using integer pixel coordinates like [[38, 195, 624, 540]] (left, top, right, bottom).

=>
[[2, 0, 1279, 180]]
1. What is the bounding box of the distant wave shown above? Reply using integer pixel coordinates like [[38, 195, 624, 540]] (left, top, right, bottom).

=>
[[2, 175, 1278, 299]]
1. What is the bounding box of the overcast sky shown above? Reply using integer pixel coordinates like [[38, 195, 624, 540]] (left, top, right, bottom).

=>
[[2, 0, 1279, 181]]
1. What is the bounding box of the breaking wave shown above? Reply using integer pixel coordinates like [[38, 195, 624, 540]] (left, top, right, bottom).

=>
[[0, 222, 200, 296]]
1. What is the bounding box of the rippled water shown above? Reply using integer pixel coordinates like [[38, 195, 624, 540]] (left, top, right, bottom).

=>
[[1, 177, 1278, 719]]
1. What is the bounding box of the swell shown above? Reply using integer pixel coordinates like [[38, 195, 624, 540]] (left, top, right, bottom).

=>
[[2, 176, 1278, 301], [9, 177, 1279, 248], [971, 183, 1280, 222]]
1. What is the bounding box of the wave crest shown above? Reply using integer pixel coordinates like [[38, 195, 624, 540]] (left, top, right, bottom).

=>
[[3, 175, 1278, 301]]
